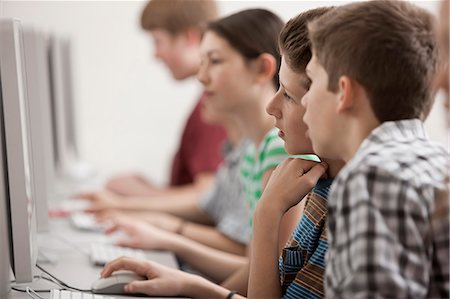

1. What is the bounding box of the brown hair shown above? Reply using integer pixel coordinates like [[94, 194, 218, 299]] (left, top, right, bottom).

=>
[[207, 9, 284, 89], [308, 0, 438, 121], [140, 0, 218, 35], [279, 7, 334, 74]]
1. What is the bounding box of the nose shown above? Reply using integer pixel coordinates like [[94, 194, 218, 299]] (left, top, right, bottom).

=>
[[153, 48, 161, 60], [266, 91, 282, 119], [153, 43, 164, 61], [197, 62, 209, 85], [301, 94, 308, 108]]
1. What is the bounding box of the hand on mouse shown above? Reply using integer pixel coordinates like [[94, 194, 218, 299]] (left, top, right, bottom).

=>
[[100, 257, 194, 296]]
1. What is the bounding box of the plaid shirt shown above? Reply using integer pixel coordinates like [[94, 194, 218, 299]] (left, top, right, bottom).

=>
[[325, 119, 449, 298]]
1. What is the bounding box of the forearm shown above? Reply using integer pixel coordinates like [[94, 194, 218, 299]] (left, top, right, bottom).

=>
[[181, 222, 247, 256], [221, 262, 250, 296], [153, 172, 216, 203], [115, 196, 212, 224], [248, 202, 283, 298], [166, 235, 247, 282]]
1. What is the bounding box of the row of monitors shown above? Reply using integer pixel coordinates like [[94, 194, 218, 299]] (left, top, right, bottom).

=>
[[0, 17, 84, 295]]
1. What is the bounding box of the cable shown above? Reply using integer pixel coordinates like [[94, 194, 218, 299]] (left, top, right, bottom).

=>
[[39, 272, 66, 290], [36, 264, 91, 292], [25, 287, 45, 299], [10, 274, 60, 292], [11, 286, 52, 293]]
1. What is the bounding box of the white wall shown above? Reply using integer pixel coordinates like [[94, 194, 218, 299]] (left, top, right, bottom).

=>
[[1, 0, 447, 185]]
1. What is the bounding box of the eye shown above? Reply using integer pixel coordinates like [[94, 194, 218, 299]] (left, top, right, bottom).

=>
[[283, 91, 294, 101], [302, 77, 312, 91], [210, 57, 222, 64]]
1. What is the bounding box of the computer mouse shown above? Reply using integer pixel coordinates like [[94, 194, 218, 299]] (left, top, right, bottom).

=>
[[91, 270, 146, 294]]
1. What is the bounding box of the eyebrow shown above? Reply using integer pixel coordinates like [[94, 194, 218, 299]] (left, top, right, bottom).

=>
[[206, 49, 221, 56], [280, 81, 291, 93]]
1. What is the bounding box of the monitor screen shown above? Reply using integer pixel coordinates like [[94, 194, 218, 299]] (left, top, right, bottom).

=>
[[0, 18, 38, 284], [49, 36, 93, 182], [49, 36, 72, 176], [22, 26, 56, 232], [0, 51, 11, 299]]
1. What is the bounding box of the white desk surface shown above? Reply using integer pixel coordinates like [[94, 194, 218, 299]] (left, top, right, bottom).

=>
[[9, 217, 182, 299]]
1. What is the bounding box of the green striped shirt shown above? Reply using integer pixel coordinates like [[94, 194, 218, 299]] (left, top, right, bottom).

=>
[[240, 128, 288, 227]]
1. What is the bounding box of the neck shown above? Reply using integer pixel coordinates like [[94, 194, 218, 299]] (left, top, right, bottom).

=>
[[223, 120, 244, 147], [322, 158, 346, 179], [340, 96, 381, 162], [342, 118, 380, 162]]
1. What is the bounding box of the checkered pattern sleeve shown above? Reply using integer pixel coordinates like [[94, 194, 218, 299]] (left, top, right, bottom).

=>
[[326, 166, 438, 298]]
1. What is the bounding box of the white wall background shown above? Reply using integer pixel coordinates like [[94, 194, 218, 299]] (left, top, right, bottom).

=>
[[0, 0, 447, 186]]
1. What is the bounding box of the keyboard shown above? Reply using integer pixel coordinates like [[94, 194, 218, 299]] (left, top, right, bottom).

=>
[[90, 244, 147, 266], [70, 213, 103, 232], [50, 289, 115, 299]]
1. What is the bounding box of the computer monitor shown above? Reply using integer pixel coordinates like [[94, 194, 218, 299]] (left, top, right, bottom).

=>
[[22, 27, 56, 232], [0, 18, 38, 284], [0, 86, 10, 298], [49, 35, 70, 176], [49, 36, 93, 182]]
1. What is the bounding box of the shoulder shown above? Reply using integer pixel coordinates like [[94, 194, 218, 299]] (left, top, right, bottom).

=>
[[361, 139, 447, 189]]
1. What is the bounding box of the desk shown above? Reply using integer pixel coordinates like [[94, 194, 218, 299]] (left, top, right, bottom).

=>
[[9, 217, 180, 299]]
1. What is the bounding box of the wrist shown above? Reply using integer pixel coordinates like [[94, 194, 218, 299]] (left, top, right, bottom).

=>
[[184, 274, 230, 298], [226, 290, 238, 299], [254, 196, 285, 222], [174, 219, 185, 234], [164, 232, 187, 253]]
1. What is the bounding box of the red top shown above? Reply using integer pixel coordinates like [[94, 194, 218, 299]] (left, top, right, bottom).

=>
[[169, 95, 227, 186]]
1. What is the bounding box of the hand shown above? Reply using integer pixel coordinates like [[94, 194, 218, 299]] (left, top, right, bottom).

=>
[[106, 217, 177, 250], [77, 190, 123, 213], [98, 210, 184, 233], [101, 257, 192, 296], [260, 158, 328, 213], [95, 209, 127, 223], [106, 174, 158, 197]]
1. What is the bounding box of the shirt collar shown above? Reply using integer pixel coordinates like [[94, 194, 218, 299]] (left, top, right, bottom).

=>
[[350, 119, 427, 165]]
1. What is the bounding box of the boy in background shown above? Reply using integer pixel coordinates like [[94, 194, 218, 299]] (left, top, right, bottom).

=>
[[83, 0, 227, 208]]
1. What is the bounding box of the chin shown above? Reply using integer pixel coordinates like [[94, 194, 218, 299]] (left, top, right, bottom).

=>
[[172, 72, 190, 81], [285, 145, 303, 156]]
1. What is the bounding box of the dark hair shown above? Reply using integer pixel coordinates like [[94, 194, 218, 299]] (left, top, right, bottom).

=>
[[279, 7, 334, 74], [141, 0, 218, 35], [207, 9, 284, 89], [308, 0, 438, 121]]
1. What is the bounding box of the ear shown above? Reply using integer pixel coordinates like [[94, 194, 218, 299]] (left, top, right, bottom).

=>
[[183, 27, 202, 46], [252, 53, 277, 85], [336, 76, 355, 113]]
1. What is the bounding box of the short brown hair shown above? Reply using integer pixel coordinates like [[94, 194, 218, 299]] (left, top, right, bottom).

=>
[[279, 7, 334, 74], [140, 0, 218, 35], [308, 0, 438, 121]]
